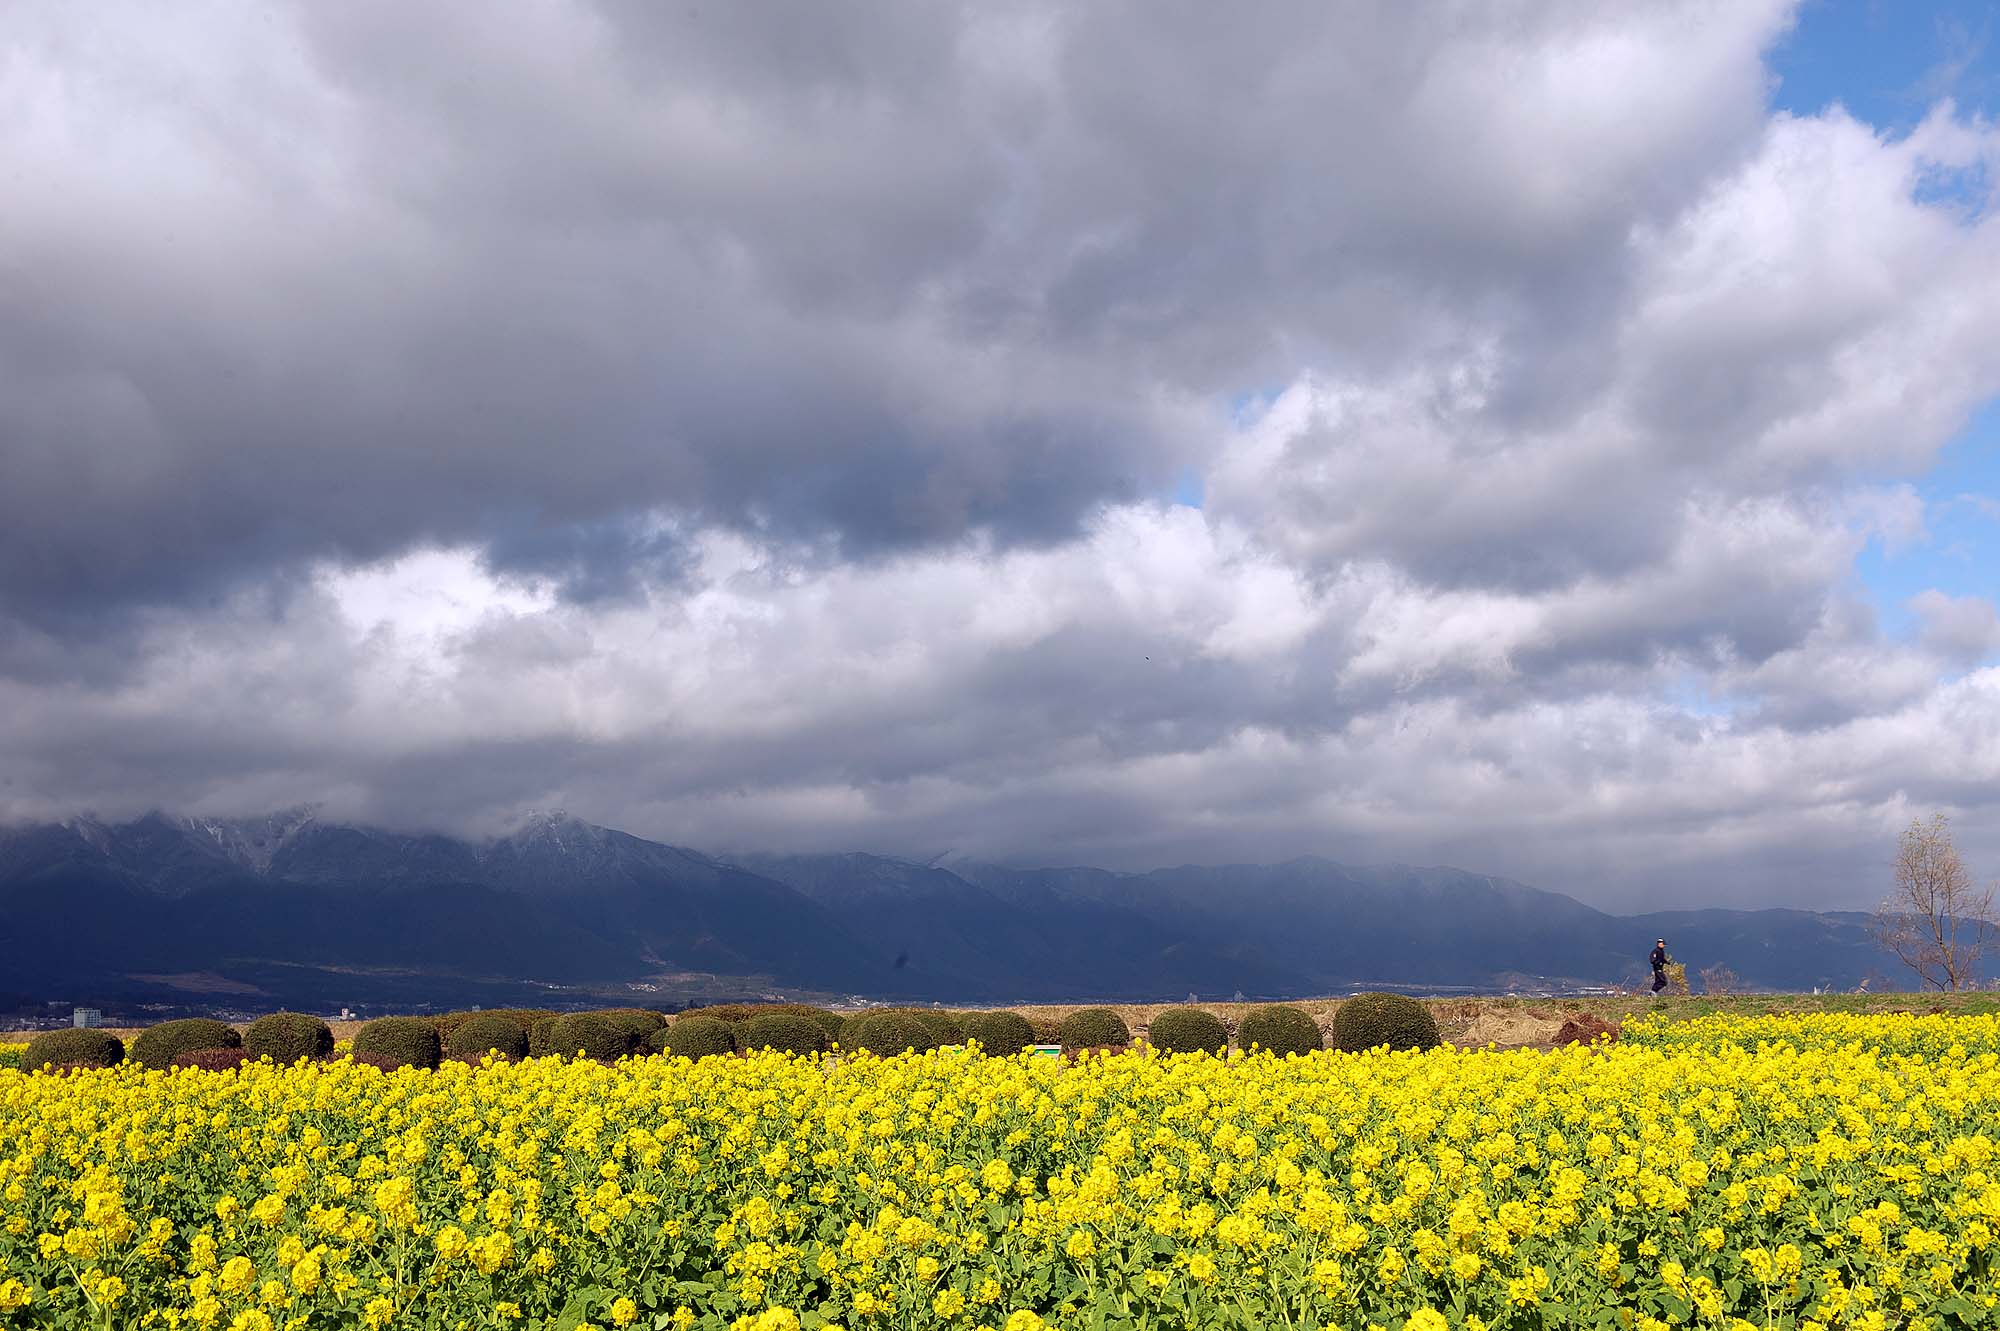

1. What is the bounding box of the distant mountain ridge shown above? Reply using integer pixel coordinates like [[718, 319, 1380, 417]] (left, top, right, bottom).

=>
[[0, 810, 1902, 1011]]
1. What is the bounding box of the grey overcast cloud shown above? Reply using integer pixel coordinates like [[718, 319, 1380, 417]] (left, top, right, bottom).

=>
[[4, 2, 1999, 911]]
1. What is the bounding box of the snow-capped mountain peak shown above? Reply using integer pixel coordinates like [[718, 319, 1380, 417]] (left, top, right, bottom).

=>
[[174, 806, 320, 873]]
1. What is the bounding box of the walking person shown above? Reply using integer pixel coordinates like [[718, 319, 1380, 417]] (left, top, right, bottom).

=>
[[1649, 938, 1669, 994]]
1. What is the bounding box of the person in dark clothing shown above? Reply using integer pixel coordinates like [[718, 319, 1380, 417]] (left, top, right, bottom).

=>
[[1649, 938, 1669, 993]]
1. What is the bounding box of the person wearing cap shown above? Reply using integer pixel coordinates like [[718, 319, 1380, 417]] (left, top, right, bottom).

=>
[[1649, 938, 1669, 993]]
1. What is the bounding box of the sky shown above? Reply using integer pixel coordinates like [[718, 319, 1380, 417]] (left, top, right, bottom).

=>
[[3, 1, 1999, 912]]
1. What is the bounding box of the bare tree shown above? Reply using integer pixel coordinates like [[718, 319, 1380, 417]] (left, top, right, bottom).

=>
[[1871, 814, 1996, 992], [1699, 964, 1741, 996]]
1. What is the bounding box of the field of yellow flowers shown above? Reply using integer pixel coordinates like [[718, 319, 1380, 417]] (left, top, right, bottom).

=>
[[1621, 1009, 2000, 1058], [3, 1015, 1997, 1331]]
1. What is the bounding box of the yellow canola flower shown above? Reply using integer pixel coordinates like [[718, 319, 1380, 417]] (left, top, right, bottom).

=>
[[218, 1256, 255, 1296]]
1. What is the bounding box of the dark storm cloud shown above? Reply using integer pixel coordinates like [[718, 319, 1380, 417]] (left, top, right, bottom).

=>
[[0, 1, 1791, 627]]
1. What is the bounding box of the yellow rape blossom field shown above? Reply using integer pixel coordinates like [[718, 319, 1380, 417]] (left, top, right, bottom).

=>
[[1621, 1011, 2000, 1058], [2, 1014, 1998, 1331]]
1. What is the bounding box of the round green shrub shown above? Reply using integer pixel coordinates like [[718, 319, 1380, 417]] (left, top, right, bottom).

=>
[[590, 1008, 667, 1042], [652, 1016, 736, 1059], [446, 1012, 530, 1061], [674, 1004, 752, 1023], [453, 1008, 558, 1041], [526, 1016, 560, 1059], [962, 1010, 1035, 1054], [546, 1012, 634, 1062], [352, 1016, 442, 1070], [1146, 1006, 1229, 1055], [734, 1013, 829, 1056], [907, 1009, 965, 1045], [806, 1009, 846, 1043], [1238, 1004, 1322, 1056], [25, 1028, 124, 1071], [1058, 1007, 1131, 1052], [841, 1010, 936, 1057], [130, 1019, 242, 1071], [1330, 992, 1440, 1053], [244, 1012, 334, 1064]]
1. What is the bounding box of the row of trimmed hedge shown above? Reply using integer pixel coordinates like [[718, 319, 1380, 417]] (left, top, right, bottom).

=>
[[11, 993, 1443, 1073], [19, 1010, 337, 1073], [1145, 994, 1442, 1054], [646, 1006, 1043, 1059], [640, 995, 1439, 1058], [439, 995, 1440, 1062], [1052, 994, 1439, 1056]]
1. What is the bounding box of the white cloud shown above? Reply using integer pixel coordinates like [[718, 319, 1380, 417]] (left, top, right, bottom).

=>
[[326, 548, 555, 646], [1912, 588, 2000, 662]]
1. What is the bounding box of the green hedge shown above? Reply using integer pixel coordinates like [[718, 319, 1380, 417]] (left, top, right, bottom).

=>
[[244, 1013, 334, 1064], [653, 1016, 737, 1059], [1330, 993, 1440, 1053], [352, 1017, 442, 1070], [546, 1013, 634, 1062], [1059, 1007, 1131, 1052], [25, 1028, 125, 1071], [734, 1013, 829, 1056], [1238, 1005, 1323, 1056], [907, 1009, 965, 1046], [433, 1010, 484, 1040], [962, 1010, 1035, 1054], [590, 1008, 667, 1042], [1146, 1007, 1229, 1055], [130, 1019, 242, 1071], [841, 1010, 936, 1057], [446, 1012, 530, 1061], [679, 1003, 828, 1024]]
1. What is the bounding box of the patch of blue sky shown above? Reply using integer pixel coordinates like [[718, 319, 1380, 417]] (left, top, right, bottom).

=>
[[1227, 385, 1288, 426], [1853, 400, 2000, 636], [1171, 466, 1206, 510], [1664, 670, 1740, 720], [1165, 386, 1290, 509], [1911, 155, 1990, 220], [1769, 0, 1998, 128]]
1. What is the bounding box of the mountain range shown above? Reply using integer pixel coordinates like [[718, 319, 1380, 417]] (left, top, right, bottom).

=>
[[0, 809, 1903, 1013]]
